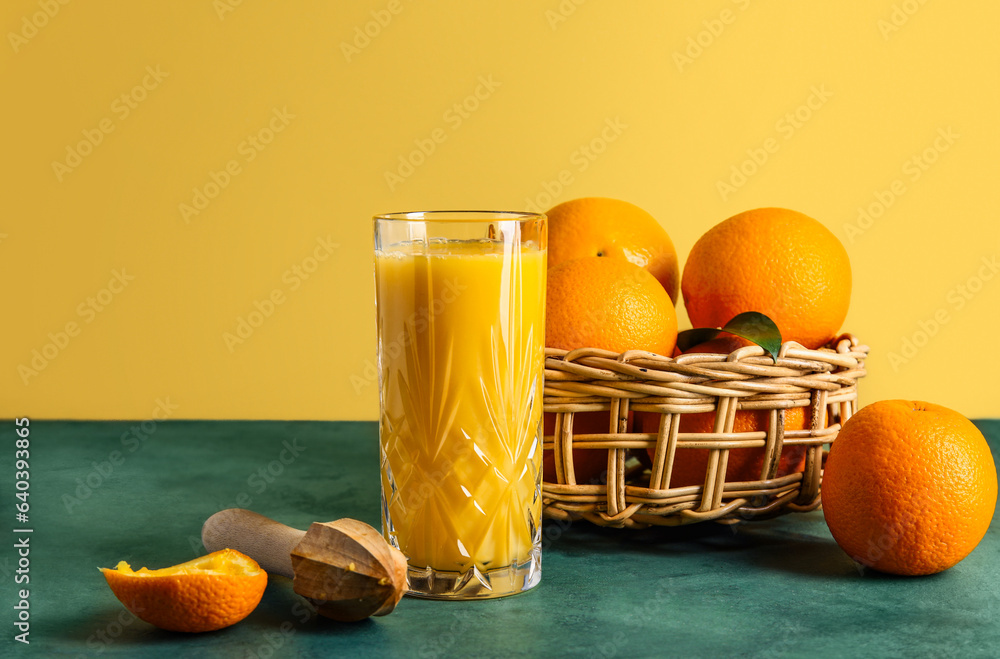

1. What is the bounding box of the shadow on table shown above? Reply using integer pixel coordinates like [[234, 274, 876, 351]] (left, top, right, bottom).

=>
[[64, 577, 391, 656], [62, 605, 235, 654], [250, 575, 393, 636], [541, 516, 861, 578]]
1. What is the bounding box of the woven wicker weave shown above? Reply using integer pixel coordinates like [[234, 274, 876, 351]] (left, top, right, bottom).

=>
[[541, 334, 868, 528]]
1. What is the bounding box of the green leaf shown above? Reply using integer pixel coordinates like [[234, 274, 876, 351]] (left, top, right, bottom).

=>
[[675, 311, 782, 363]]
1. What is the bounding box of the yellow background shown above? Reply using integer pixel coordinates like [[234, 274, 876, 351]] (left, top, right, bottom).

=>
[[3, 1, 998, 420]]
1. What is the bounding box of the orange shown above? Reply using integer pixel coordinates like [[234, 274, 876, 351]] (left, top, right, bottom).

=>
[[642, 335, 810, 486], [542, 411, 626, 484], [681, 207, 851, 350], [545, 197, 680, 303], [547, 257, 677, 356], [101, 548, 267, 632], [645, 406, 810, 487], [822, 400, 997, 575]]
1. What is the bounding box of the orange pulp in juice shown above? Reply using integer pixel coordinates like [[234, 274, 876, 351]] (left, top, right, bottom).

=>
[[376, 239, 545, 574]]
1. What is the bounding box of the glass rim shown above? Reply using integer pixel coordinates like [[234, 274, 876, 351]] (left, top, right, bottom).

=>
[[373, 210, 545, 223]]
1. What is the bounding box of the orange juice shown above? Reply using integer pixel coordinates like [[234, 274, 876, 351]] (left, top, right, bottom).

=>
[[375, 238, 545, 594]]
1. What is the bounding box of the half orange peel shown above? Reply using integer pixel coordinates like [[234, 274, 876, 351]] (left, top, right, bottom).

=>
[[100, 548, 267, 633]]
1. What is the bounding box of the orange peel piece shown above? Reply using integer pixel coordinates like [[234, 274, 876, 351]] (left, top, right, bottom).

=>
[[100, 548, 267, 632]]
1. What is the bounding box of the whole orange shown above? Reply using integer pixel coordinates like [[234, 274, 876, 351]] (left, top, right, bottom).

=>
[[822, 400, 997, 575], [546, 257, 677, 356], [681, 208, 851, 349], [542, 411, 624, 485], [546, 197, 680, 303], [642, 335, 809, 486]]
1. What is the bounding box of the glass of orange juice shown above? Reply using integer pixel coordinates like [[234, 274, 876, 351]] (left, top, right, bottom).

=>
[[373, 211, 546, 599]]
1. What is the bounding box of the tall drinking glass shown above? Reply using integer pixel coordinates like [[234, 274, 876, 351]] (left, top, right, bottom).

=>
[[373, 211, 546, 599]]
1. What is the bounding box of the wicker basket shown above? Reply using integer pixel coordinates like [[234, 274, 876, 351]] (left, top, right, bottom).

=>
[[541, 334, 868, 528]]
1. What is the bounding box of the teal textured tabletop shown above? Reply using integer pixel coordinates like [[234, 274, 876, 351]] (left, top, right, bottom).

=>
[[3, 420, 999, 658]]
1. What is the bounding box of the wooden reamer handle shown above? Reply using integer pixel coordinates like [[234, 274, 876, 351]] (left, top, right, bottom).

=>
[[201, 508, 305, 579]]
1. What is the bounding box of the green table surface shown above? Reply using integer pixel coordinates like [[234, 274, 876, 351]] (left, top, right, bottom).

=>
[[3, 420, 999, 658]]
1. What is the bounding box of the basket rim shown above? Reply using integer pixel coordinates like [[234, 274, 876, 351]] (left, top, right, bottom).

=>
[[544, 333, 868, 387], [540, 333, 868, 529], [545, 333, 868, 367]]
